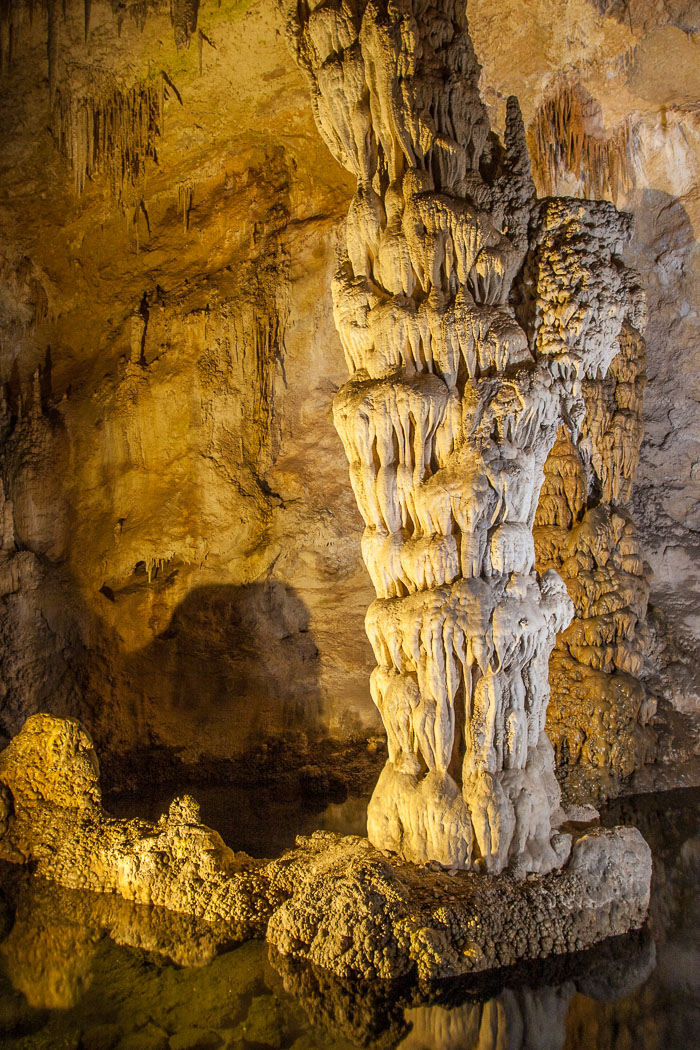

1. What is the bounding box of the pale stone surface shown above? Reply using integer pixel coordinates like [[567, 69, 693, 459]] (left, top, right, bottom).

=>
[[286, 0, 648, 870], [0, 714, 653, 981]]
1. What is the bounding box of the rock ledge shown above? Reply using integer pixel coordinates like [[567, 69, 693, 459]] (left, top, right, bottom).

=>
[[0, 715, 651, 980]]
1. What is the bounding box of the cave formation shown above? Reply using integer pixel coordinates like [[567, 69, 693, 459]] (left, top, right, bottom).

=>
[[0, 0, 699, 1038], [287, 0, 648, 874]]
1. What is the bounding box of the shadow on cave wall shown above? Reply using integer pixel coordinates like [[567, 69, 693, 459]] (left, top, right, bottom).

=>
[[101, 578, 326, 788], [0, 563, 333, 793]]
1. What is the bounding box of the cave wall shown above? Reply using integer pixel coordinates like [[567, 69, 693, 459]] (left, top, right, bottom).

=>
[[0, 0, 698, 784]]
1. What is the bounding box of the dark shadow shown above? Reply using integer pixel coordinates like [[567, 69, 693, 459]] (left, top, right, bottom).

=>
[[141, 579, 322, 731], [101, 579, 328, 787]]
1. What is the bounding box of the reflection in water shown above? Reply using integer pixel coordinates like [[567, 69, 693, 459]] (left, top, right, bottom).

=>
[[0, 787, 697, 1049], [401, 990, 573, 1050], [271, 930, 655, 1050], [108, 783, 369, 858]]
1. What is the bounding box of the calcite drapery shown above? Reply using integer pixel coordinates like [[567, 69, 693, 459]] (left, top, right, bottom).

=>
[[287, 0, 645, 872]]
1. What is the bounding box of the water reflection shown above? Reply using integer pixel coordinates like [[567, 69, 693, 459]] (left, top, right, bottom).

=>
[[108, 783, 369, 858], [0, 787, 697, 1049], [271, 931, 655, 1049], [401, 992, 573, 1050]]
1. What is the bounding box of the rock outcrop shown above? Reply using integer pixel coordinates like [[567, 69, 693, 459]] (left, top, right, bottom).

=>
[[0, 714, 653, 980]]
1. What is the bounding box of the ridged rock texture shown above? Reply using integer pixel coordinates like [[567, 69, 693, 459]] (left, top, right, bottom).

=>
[[0, 0, 697, 798], [286, 0, 648, 872], [535, 316, 654, 796]]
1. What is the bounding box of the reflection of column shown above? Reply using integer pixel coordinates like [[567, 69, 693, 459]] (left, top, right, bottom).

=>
[[269, 921, 656, 1047], [287, 0, 644, 872], [400, 986, 574, 1050]]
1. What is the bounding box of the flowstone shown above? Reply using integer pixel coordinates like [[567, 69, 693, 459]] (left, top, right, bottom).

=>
[[0, 715, 652, 980], [285, 0, 649, 873]]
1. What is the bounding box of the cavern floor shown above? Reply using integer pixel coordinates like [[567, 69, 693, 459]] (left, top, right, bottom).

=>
[[0, 785, 697, 1050]]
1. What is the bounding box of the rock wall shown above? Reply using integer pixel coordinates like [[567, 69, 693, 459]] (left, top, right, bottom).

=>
[[0, 0, 697, 791], [0, 1, 380, 775]]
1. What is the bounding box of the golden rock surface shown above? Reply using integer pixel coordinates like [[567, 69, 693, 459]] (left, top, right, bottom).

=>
[[0, 0, 697, 795], [0, 713, 652, 980]]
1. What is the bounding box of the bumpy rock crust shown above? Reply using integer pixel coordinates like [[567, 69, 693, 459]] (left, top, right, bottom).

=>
[[0, 715, 652, 980]]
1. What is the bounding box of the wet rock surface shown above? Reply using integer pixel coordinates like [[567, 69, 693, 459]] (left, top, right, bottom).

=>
[[0, 781, 696, 1049], [0, 714, 651, 983]]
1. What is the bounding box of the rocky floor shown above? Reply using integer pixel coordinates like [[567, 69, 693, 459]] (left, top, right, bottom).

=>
[[0, 784, 696, 1050]]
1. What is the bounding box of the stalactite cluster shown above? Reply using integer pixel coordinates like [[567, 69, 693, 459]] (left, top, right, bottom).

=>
[[287, 0, 647, 872], [0, 0, 200, 201], [0, 0, 199, 75], [532, 81, 638, 203], [51, 70, 164, 197]]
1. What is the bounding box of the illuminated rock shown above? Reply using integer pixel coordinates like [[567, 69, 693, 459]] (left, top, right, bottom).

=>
[[286, 0, 648, 870], [0, 714, 652, 979]]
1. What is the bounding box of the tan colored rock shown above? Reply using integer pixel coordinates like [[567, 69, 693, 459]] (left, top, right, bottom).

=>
[[0, 0, 696, 800], [0, 713, 652, 980], [286, 0, 649, 870]]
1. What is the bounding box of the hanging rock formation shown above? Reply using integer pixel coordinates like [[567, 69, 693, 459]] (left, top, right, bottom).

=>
[[286, 0, 647, 872]]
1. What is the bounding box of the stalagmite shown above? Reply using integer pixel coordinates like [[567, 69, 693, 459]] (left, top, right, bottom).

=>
[[535, 318, 653, 790], [286, 0, 647, 872]]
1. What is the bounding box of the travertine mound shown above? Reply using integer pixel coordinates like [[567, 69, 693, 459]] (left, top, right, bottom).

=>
[[0, 714, 652, 980]]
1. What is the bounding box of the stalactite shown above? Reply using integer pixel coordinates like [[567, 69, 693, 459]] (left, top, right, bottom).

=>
[[0, 0, 198, 94], [47, 0, 57, 102], [0, 252, 52, 366], [287, 0, 646, 873], [532, 81, 638, 203], [177, 178, 195, 231], [51, 70, 164, 199], [170, 0, 199, 49], [0, 0, 18, 75]]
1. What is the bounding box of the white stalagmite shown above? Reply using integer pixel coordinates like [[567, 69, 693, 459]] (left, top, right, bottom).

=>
[[286, 0, 645, 873]]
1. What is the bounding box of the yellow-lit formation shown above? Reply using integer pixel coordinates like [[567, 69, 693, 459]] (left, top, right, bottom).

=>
[[287, 0, 648, 871]]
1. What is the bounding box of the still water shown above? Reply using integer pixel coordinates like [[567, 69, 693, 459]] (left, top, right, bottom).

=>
[[0, 787, 697, 1050]]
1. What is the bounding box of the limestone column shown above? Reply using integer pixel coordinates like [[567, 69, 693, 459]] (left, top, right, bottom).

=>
[[286, 0, 644, 872]]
